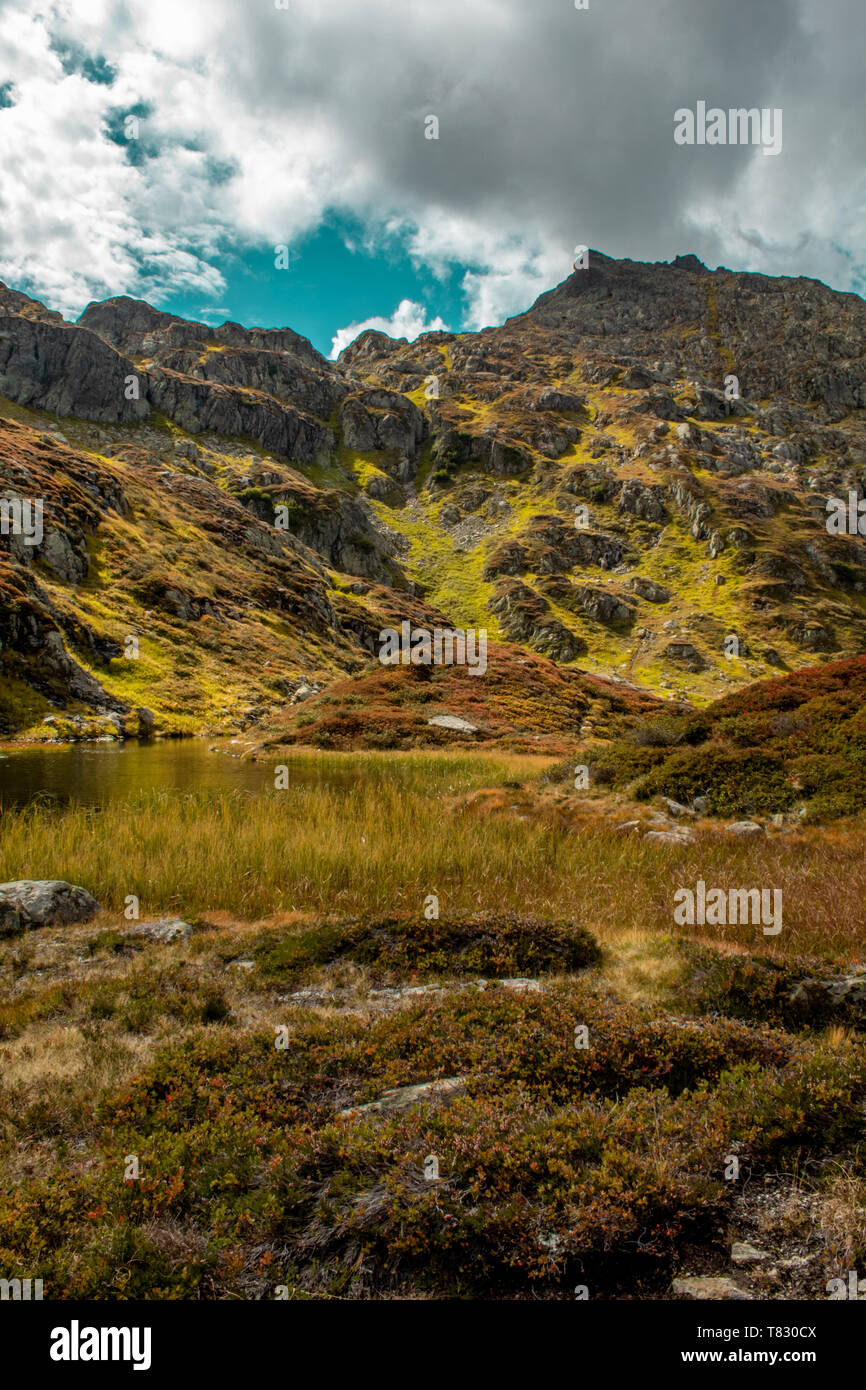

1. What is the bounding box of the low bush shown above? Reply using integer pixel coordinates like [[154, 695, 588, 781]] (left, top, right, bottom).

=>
[[253, 915, 603, 984]]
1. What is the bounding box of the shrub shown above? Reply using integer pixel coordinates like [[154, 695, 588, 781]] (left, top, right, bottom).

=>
[[633, 747, 797, 816], [253, 915, 602, 984], [672, 943, 855, 1031]]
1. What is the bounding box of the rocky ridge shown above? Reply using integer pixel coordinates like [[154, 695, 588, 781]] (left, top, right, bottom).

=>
[[1, 249, 865, 738]]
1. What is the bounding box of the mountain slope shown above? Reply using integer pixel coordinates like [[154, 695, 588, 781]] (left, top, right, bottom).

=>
[[1, 250, 865, 740]]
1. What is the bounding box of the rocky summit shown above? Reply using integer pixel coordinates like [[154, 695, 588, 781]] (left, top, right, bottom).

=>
[[1, 249, 866, 741]]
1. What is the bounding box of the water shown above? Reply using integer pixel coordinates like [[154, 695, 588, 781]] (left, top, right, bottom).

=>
[[0, 739, 511, 810], [0, 739, 364, 810]]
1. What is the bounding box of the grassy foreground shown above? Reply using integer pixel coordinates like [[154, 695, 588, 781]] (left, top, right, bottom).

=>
[[1, 751, 866, 1300]]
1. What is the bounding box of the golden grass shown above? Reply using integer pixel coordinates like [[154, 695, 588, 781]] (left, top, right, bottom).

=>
[[1, 751, 864, 958]]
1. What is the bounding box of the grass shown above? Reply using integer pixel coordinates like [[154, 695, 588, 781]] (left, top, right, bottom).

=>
[[2, 751, 866, 957], [2, 750, 866, 1300]]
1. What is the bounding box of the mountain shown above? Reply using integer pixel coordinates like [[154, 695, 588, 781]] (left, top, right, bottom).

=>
[[1, 250, 865, 742]]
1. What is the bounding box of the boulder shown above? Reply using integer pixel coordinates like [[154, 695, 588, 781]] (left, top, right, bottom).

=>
[[427, 714, 478, 734], [618, 478, 667, 522], [0, 880, 100, 936], [631, 575, 670, 603], [663, 640, 706, 672], [574, 585, 636, 627], [137, 707, 155, 738], [788, 967, 866, 1020]]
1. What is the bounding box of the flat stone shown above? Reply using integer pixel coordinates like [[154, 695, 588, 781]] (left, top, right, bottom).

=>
[[426, 715, 478, 734], [339, 1076, 467, 1120], [663, 798, 696, 818], [672, 1276, 753, 1301], [644, 829, 694, 845], [0, 880, 100, 936], [726, 821, 764, 836], [121, 916, 192, 943], [731, 1241, 769, 1266]]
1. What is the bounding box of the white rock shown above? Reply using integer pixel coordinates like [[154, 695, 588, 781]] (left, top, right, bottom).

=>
[[427, 715, 478, 733]]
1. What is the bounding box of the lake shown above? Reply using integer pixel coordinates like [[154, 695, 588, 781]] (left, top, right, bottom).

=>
[[0, 739, 361, 810], [0, 739, 535, 811]]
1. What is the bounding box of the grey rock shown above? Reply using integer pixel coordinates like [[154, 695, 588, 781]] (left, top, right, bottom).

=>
[[339, 1076, 467, 1120], [644, 828, 694, 845], [788, 966, 866, 1017], [662, 640, 706, 672], [0, 880, 101, 936], [726, 821, 764, 836], [631, 575, 670, 603], [676, 421, 701, 447], [574, 584, 636, 627], [672, 1276, 753, 1301], [0, 315, 149, 423], [137, 707, 155, 737], [532, 387, 585, 413], [122, 916, 193, 944], [618, 478, 667, 522]]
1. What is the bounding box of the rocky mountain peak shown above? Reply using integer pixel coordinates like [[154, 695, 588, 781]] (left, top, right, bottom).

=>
[[1, 251, 865, 740]]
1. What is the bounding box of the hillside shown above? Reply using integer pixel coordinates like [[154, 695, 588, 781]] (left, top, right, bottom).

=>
[[2, 250, 866, 742], [577, 652, 866, 822]]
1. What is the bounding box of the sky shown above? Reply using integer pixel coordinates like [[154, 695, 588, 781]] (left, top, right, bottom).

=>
[[0, 0, 864, 359]]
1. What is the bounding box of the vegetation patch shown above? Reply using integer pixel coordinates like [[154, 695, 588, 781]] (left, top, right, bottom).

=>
[[252, 914, 602, 985]]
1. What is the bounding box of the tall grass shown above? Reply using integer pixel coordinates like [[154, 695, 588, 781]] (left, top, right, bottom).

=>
[[1, 752, 864, 957]]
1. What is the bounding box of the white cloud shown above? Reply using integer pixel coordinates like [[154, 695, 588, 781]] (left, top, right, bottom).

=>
[[0, 0, 864, 328], [329, 299, 448, 359]]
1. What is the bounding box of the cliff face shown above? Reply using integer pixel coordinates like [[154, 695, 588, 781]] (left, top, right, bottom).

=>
[[1, 251, 865, 739]]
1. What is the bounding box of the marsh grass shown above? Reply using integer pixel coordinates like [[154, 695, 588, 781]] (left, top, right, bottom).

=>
[[1, 750, 864, 956]]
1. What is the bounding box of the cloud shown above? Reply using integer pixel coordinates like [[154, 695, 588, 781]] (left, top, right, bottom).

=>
[[1, 0, 865, 325], [329, 299, 448, 359]]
